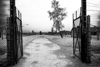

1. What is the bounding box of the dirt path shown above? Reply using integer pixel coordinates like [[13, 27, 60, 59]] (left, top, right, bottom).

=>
[[12, 37, 70, 67], [12, 36, 97, 67]]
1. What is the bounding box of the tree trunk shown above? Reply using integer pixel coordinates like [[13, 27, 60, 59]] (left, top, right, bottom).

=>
[[97, 30, 99, 40], [59, 29, 63, 38]]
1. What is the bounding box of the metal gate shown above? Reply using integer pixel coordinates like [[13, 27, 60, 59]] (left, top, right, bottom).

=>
[[7, 7, 23, 66], [0, 0, 23, 66], [73, 7, 81, 60], [73, 6, 91, 63], [15, 7, 23, 62], [73, 0, 100, 65]]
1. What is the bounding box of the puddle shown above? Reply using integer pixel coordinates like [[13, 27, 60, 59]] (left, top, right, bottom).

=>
[[32, 61, 38, 64], [35, 43, 40, 44], [35, 49, 40, 51], [35, 45, 40, 47], [44, 43, 54, 48]]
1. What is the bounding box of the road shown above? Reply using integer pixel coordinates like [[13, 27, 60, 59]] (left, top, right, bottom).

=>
[[12, 35, 92, 67], [12, 36, 72, 67]]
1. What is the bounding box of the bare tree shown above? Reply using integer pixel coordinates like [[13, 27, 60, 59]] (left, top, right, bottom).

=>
[[48, 0, 67, 32]]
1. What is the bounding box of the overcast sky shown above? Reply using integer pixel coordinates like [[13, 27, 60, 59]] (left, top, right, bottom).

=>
[[16, 0, 100, 32]]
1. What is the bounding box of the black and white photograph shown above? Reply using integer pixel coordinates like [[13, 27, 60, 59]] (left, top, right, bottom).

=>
[[0, 0, 100, 67]]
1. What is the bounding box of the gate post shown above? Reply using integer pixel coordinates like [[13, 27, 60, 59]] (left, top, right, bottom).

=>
[[81, 0, 91, 63], [81, 0, 87, 63], [8, 0, 16, 65]]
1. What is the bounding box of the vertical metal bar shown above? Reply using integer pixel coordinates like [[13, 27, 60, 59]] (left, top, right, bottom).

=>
[[14, 6, 18, 64], [18, 11, 19, 19], [7, 17, 10, 66], [76, 11, 77, 18], [73, 14, 75, 55], [20, 13, 23, 56], [86, 15, 91, 63]]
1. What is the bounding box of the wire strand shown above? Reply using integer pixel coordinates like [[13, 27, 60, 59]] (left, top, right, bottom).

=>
[[90, 24, 98, 27], [87, 10, 100, 11], [87, 2, 100, 7], [87, 5, 100, 8], [0, 25, 7, 29]]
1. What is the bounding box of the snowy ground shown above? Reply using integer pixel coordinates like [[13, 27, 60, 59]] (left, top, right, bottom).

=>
[[12, 35, 96, 67], [23, 35, 38, 49], [13, 37, 70, 67], [0, 35, 38, 64], [45, 35, 100, 67], [0, 35, 100, 67]]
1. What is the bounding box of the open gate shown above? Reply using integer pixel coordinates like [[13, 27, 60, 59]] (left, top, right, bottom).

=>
[[73, 0, 91, 63], [73, 7, 81, 60], [7, 1, 23, 65], [0, 0, 23, 66], [73, 0, 100, 65], [73, 10, 91, 63]]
